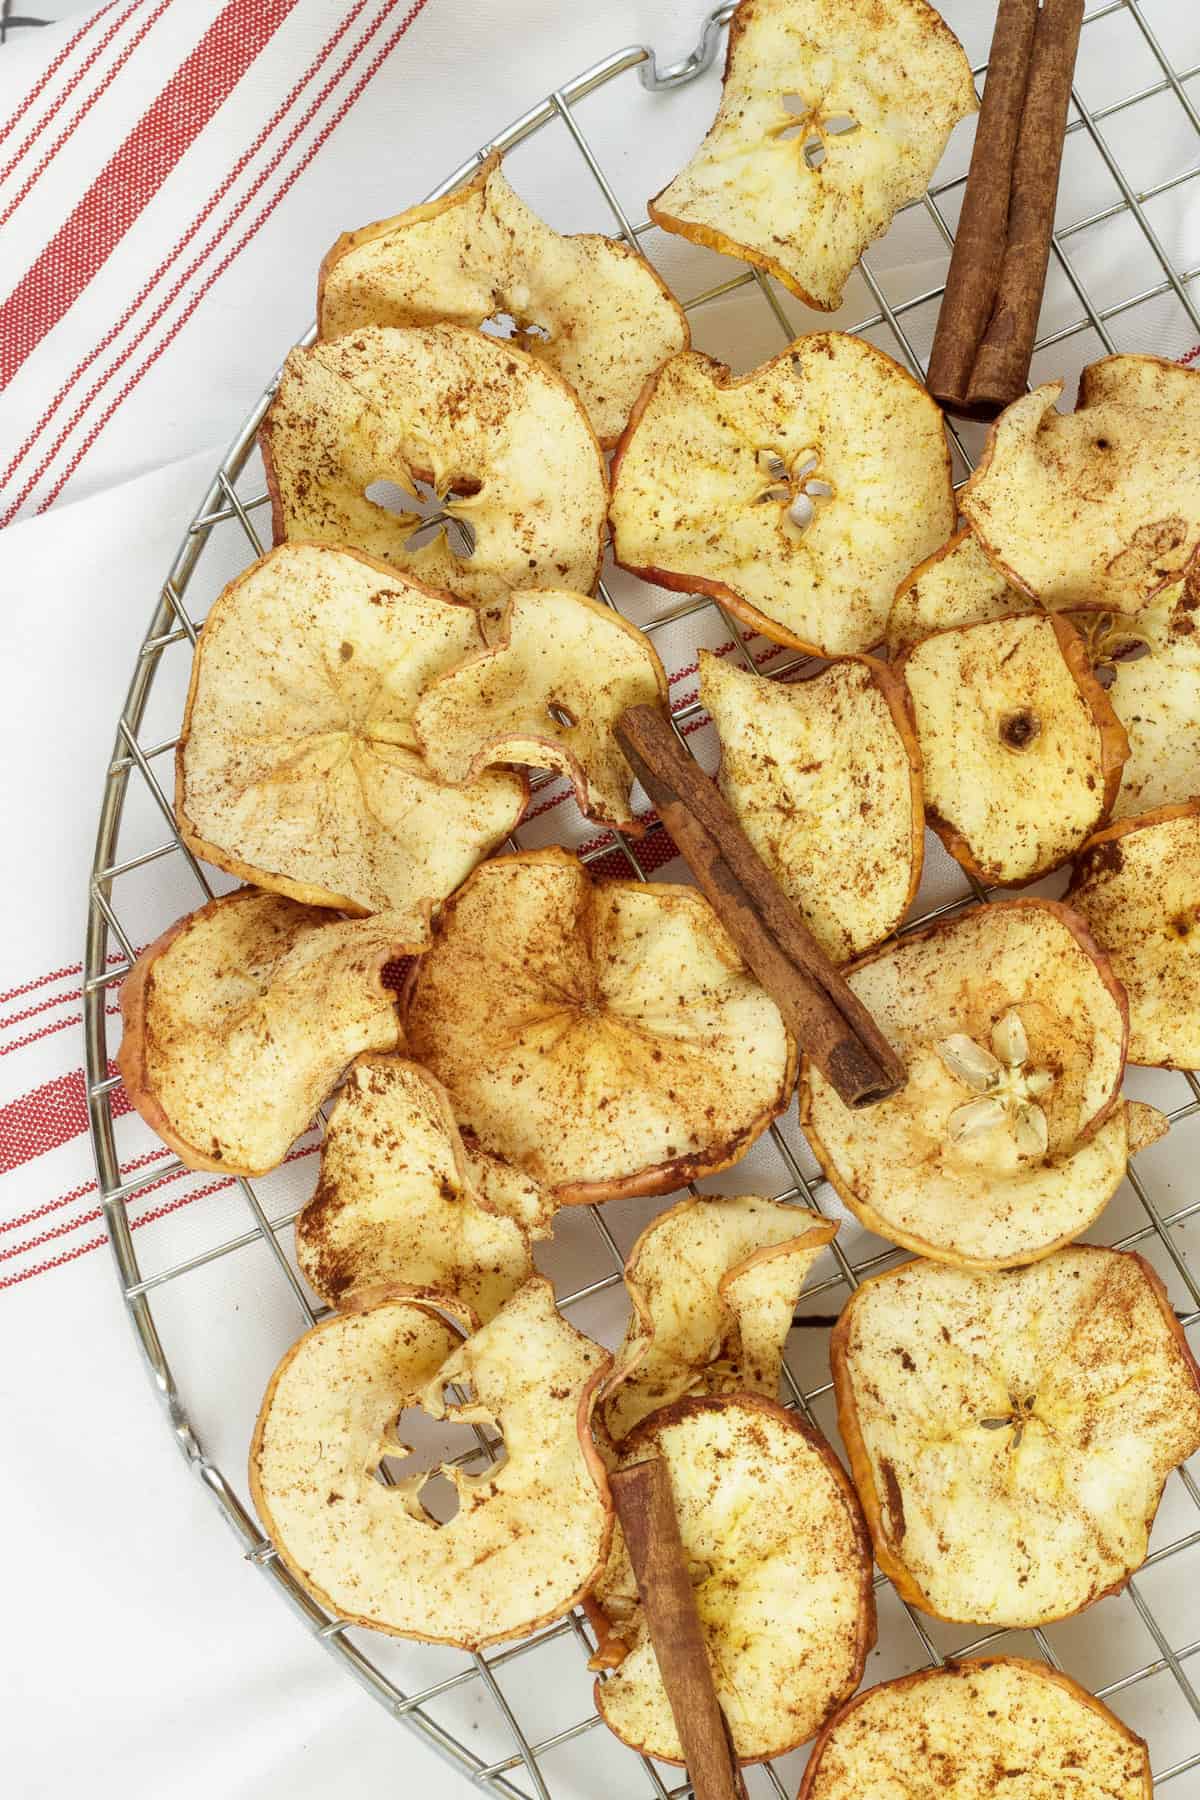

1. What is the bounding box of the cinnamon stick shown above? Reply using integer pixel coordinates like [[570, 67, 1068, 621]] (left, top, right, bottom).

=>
[[615, 704, 906, 1109], [967, 0, 1085, 415], [610, 1457, 748, 1800], [928, 0, 1085, 421], [927, 0, 1039, 416]]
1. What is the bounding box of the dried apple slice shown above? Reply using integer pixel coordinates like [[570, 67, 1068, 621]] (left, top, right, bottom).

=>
[[700, 650, 922, 961], [250, 1277, 612, 1647], [1068, 803, 1200, 1068], [889, 550, 1200, 819], [117, 890, 407, 1176], [402, 847, 795, 1203], [414, 588, 669, 833], [800, 899, 1130, 1268], [261, 323, 608, 604], [831, 1247, 1200, 1625], [799, 1658, 1152, 1800], [609, 334, 955, 655], [886, 527, 1039, 656], [176, 543, 525, 930], [648, 0, 975, 313], [899, 614, 1128, 886], [318, 152, 688, 448], [294, 1056, 552, 1316], [1103, 577, 1200, 817], [961, 356, 1200, 614], [1126, 1099, 1170, 1156], [592, 1396, 875, 1763], [602, 1194, 836, 1441]]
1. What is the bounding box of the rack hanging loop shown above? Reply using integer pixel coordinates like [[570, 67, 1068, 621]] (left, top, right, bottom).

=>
[[638, 1, 735, 91]]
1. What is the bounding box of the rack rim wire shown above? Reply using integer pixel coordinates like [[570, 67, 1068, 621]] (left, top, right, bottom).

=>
[[83, 4, 1200, 1795]]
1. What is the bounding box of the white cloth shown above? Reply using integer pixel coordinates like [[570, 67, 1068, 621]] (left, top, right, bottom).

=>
[[2, 3, 1200, 1797]]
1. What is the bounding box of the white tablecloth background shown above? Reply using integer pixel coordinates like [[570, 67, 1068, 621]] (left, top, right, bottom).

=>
[[2, 3, 1199, 1795]]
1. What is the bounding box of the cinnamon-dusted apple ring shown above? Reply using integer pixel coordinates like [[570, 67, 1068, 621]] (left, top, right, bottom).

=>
[[832, 1247, 1200, 1625], [250, 1278, 612, 1648], [898, 613, 1128, 886], [700, 649, 922, 961], [117, 889, 408, 1177], [609, 334, 955, 656], [176, 543, 525, 933], [295, 1055, 552, 1317], [648, 0, 975, 314], [318, 151, 688, 448], [402, 848, 795, 1204], [961, 356, 1200, 614], [261, 323, 608, 604], [1068, 802, 1200, 1068], [601, 1193, 836, 1442], [592, 1395, 874, 1763], [414, 588, 668, 834], [885, 527, 1039, 657], [799, 1659, 1152, 1800], [800, 898, 1133, 1268]]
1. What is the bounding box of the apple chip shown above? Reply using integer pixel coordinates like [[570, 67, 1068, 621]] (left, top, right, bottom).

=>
[[609, 334, 955, 655], [250, 1277, 612, 1647], [414, 589, 668, 833], [700, 650, 922, 961], [318, 153, 688, 448], [176, 543, 524, 930], [1126, 1098, 1170, 1157], [260, 323, 607, 604], [648, 0, 975, 313], [899, 614, 1128, 886], [117, 890, 407, 1176], [402, 848, 795, 1203], [592, 1396, 874, 1763], [961, 357, 1200, 614], [800, 899, 1131, 1268], [294, 1056, 553, 1316], [1103, 577, 1200, 817], [886, 527, 1039, 656], [602, 1195, 837, 1441], [1068, 804, 1200, 1068], [832, 1247, 1200, 1625], [799, 1659, 1152, 1800]]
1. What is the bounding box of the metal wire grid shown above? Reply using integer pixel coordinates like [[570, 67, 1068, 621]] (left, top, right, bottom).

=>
[[82, 4, 1200, 1796]]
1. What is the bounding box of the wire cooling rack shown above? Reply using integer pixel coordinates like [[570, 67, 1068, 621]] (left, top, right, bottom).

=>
[[84, 4, 1200, 1795]]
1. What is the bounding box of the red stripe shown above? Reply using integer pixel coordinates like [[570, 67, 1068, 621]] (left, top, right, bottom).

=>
[[0, 952, 127, 1007], [0, 961, 86, 1005], [0, 0, 299, 387], [2, 985, 96, 1032], [0, 1146, 167, 1238], [0, 0, 134, 147], [0, 999, 120, 1058], [0, 1142, 319, 1291], [2, 0, 377, 496], [0, 1063, 131, 1177], [0, 0, 176, 230], [0, 0, 153, 186], [0, 1233, 108, 1290], [31, 0, 433, 514]]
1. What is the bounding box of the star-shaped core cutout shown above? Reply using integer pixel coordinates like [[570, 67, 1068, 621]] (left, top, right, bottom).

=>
[[754, 446, 835, 538], [979, 1392, 1040, 1450], [481, 310, 553, 357], [767, 93, 860, 169], [938, 1009, 1054, 1157], [365, 474, 478, 558]]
